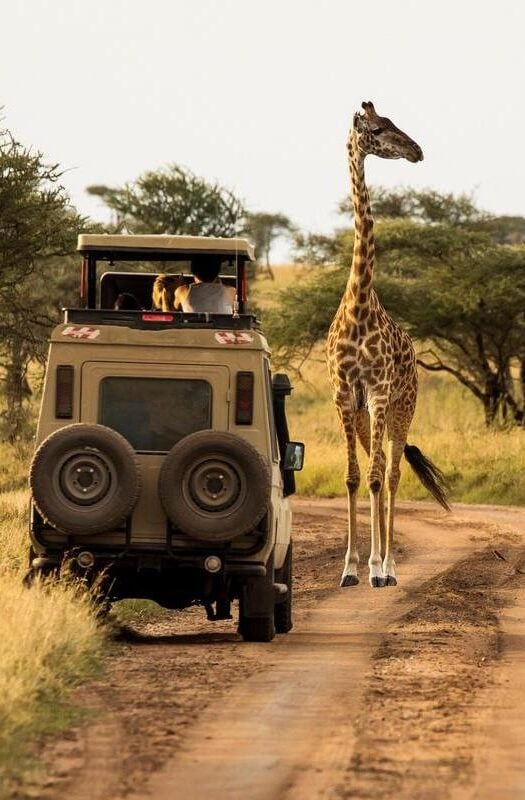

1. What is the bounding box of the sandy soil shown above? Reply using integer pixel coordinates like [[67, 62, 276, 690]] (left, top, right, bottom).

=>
[[23, 499, 525, 800]]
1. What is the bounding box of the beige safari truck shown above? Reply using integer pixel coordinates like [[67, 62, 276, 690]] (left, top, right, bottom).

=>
[[27, 234, 304, 642]]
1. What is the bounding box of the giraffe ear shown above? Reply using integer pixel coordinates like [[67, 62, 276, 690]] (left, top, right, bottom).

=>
[[353, 111, 366, 132], [362, 101, 378, 120]]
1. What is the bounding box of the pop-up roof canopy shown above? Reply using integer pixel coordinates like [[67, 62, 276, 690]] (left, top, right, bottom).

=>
[[77, 234, 255, 261], [77, 234, 255, 312]]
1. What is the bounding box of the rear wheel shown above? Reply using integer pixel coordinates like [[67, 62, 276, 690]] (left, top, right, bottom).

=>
[[274, 541, 293, 634]]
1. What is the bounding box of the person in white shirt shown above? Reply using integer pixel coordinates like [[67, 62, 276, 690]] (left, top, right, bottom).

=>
[[153, 258, 236, 314]]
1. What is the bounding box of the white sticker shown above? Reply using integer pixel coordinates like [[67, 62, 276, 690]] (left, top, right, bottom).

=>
[[215, 331, 254, 345], [62, 326, 101, 340]]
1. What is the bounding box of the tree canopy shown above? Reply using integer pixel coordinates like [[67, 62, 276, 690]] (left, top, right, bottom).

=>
[[0, 125, 86, 439], [266, 189, 525, 426], [242, 212, 294, 279], [87, 165, 245, 238]]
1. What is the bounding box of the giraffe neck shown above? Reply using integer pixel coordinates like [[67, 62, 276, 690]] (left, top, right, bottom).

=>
[[345, 133, 375, 310]]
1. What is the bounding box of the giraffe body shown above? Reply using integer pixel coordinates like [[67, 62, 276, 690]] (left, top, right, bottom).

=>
[[327, 102, 446, 588]]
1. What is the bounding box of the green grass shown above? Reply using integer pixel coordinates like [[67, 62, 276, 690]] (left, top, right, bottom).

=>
[[113, 599, 173, 623]]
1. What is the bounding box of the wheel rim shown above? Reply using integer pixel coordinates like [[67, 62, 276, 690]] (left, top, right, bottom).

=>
[[55, 448, 116, 507], [186, 458, 243, 512]]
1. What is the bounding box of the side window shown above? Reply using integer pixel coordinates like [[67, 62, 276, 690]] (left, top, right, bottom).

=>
[[264, 361, 279, 462]]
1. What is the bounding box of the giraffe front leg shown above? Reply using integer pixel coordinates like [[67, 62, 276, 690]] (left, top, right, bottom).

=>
[[356, 409, 386, 578], [367, 402, 388, 588], [341, 473, 360, 587], [340, 409, 360, 588]]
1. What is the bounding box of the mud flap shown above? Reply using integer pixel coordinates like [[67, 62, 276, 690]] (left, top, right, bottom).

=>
[[241, 576, 274, 618], [240, 553, 274, 619]]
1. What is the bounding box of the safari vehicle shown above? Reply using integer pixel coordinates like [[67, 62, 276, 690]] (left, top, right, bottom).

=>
[[28, 234, 304, 642]]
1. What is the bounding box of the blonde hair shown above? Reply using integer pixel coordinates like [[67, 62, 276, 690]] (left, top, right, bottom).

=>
[[152, 274, 179, 312]]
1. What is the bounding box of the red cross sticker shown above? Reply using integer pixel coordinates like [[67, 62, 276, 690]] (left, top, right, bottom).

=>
[[62, 326, 101, 340], [215, 332, 254, 345]]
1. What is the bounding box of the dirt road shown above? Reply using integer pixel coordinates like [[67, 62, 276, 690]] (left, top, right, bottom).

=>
[[32, 500, 525, 800]]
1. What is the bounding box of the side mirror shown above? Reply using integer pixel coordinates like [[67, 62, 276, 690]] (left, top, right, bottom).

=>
[[284, 441, 305, 471]]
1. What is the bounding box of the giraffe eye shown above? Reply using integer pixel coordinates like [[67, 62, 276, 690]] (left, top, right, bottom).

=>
[[372, 128, 384, 135]]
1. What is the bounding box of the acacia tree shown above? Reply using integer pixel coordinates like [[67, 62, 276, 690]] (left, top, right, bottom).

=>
[[338, 186, 488, 226], [242, 212, 294, 279], [267, 190, 525, 427], [0, 126, 84, 439], [87, 165, 245, 237]]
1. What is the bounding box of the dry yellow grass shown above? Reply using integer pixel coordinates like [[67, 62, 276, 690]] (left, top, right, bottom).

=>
[[0, 485, 104, 793], [252, 264, 311, 310]]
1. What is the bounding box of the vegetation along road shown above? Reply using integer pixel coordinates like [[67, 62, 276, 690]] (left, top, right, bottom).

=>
[[27, 498, 525, 800]]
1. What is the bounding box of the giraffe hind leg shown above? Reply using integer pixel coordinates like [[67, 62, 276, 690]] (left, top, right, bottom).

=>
[[356, 409, 387, 554], [383, 400, 416, 586]]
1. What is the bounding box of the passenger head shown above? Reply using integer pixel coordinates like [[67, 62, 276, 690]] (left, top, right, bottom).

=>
[[191, 257, 221, 283], [113, 292, 142, 310], [152, 274, 179, 311]]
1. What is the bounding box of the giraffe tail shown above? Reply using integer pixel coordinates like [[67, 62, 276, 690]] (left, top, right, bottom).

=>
[[404, 444, 451, 511]]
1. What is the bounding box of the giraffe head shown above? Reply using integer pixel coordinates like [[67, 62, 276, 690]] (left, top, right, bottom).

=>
[[351, 101, 423, 163]]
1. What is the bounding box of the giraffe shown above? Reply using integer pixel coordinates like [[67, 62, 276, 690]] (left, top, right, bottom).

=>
[[327, 101, 449, 589]]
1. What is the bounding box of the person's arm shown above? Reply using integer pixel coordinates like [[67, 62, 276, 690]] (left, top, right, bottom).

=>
[[226, 285, 237, 310], [173, 284, 188, 311]]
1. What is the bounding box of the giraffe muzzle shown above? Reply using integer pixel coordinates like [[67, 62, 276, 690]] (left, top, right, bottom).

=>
[[408, 145, 424, 163]]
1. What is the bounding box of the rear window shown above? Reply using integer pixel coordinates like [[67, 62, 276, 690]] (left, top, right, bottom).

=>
[[100, 377, 211, 452]]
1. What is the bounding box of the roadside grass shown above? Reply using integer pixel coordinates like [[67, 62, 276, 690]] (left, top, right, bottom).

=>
[[113, 598, 173, 623], [0, 440, 35, 494], [254, 268, 525, 507], [0, 486, 105, 795]]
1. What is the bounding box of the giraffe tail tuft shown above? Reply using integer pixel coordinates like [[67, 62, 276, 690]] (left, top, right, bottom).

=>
[[404, 444, 451, 511]]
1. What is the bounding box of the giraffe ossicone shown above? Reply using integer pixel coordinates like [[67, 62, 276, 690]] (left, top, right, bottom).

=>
[[327, 101, 449, 590]]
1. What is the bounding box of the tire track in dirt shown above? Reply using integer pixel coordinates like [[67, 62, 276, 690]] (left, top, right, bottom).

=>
[[146, 502, 522, 800], [339, 546, 524, 799], [452, 552, 525, 800], [26, 507, 348, 800], [27, 501, 525, 800]]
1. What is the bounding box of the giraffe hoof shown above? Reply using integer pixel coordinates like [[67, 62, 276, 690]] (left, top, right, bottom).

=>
[[340, 574, 359, 588], [370, 576, 386, 588], [385, 575, 398, 587]]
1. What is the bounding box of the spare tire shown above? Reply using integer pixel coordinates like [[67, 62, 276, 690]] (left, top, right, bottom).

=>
[[30, 423, 141, 535], [158, 431, 271, 543]]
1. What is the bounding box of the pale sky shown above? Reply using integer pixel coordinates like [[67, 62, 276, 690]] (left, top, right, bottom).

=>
[[2, 0, 524, 256]]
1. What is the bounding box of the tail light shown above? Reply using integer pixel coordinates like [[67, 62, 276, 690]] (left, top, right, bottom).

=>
[[142, 313, 174, 322], [55, 365, 74, 418], [235, 371, 254, 425]]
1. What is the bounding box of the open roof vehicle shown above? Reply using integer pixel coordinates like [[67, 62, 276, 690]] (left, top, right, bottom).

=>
[[28, 234, 304, 642]]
